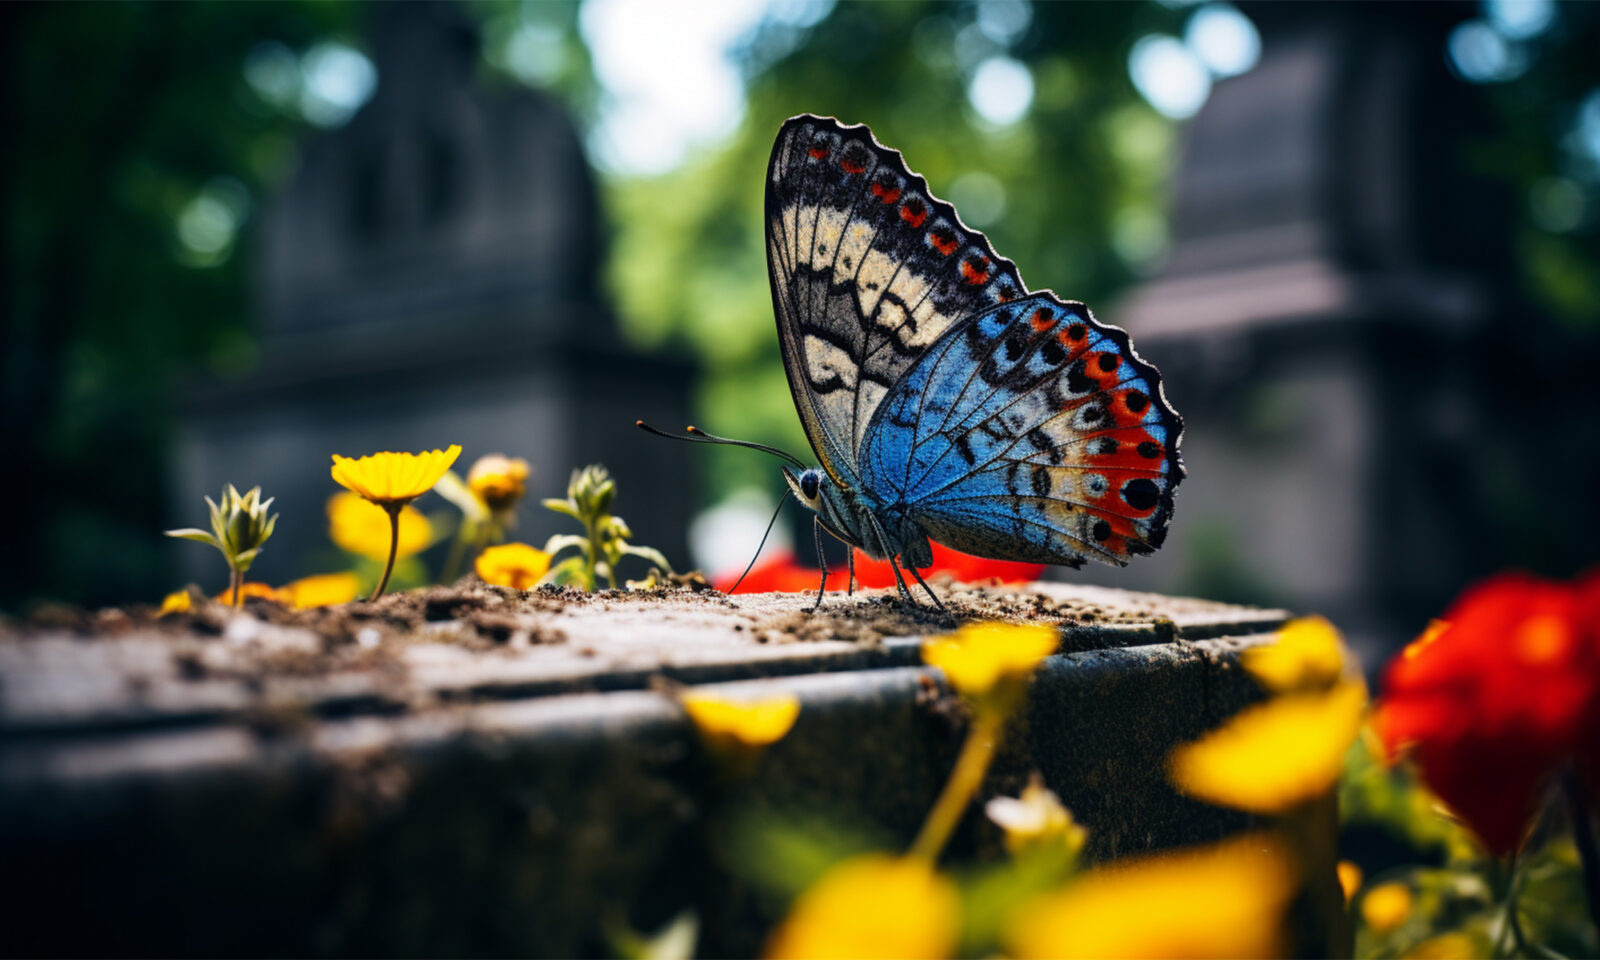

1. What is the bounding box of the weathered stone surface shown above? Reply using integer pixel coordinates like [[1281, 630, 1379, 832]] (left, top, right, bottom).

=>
[[0, 583, 1312, 957]]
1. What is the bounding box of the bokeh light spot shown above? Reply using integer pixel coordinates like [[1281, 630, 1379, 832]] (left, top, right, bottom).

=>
[[976, 0, 1033, 48], [1446, 20, 1528, 84], [968, 56, 1035, 127], [1185, 4, 1260, 78], [1129, 35, 1211, 119], [948, 172, 1007, 227], [1484, 0, 1555, 40], [299, 43, 377, 127]]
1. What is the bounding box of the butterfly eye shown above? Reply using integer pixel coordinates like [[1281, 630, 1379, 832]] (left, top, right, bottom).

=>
[[800, 471, 821, 500]]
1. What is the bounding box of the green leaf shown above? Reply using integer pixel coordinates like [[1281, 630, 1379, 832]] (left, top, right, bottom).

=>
[[548, 555, 592, 590], [542, 497, 581, 520], [622, 544, 674, 573], [543, 533, 589, 557], [164, 528, 218, 546], [233, 546, 262, 571], [434, 470, 489, 523]]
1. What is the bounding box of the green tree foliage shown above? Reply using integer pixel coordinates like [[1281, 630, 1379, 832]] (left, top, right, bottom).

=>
[[605, 1, 1186, 502]]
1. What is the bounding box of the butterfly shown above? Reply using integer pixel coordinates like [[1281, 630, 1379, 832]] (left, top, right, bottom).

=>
[[646, 115, 1184, 609]]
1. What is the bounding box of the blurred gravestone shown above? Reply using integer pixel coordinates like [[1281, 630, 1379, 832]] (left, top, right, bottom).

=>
[[174, 3, 691, 586], [1096, 3, 1550, 657]]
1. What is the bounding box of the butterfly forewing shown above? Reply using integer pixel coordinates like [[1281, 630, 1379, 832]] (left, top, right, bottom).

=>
[[765, 114, 1184, 570], [766, 115, 1026, 481]]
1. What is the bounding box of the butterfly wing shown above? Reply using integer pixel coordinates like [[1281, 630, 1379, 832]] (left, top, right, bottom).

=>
[[766, 115, 1026, 484], [859, 293, 1184, 566]]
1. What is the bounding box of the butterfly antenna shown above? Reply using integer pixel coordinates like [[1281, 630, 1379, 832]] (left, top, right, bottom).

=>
[[725, 489, 792, 595], [635, 421, 808, 470]]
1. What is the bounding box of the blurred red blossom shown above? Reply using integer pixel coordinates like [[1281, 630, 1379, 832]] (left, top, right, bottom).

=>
[[1375, 570, 1600, 854], [715, 542, 1046, 594]]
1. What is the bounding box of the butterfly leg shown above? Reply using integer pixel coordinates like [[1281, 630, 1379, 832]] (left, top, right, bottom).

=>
[[846, 549, 857, 596], [905, 563, 947, 613], [885, 554, 920, 607], [809, 516, 831, 612]]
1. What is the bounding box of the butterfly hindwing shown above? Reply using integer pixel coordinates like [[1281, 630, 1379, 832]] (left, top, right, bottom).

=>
[[859, 294, 1183, 566], [766, 115, 1026, 482]]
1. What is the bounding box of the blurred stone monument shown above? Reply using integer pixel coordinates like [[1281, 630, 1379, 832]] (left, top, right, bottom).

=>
[[1095, 3, 1550, 656], [174, 3, 692, 586]]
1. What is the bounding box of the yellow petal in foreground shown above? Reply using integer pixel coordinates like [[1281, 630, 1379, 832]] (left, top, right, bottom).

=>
[[682, 691, 801, 748], [922, 622, 1057, 698], [476, 542, 551, 590], [1241, 616, 1351, 693], [1337, 860, 1363, 904], [1360, 882, 1412, 935], [157, 590, 193, 617], [330, 445, 461, 505], [765, 854, 959, 960], [1004, 833, 1296, 960], [327, 492, 432, 561], [283, 572, 362, 609], [1169, 679, 1367, 814]]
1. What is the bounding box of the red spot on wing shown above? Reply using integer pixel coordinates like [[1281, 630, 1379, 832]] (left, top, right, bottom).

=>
[[960, 256, 990, 285], [871, 182, 902, 204], [1030, 309, 1056, 332], [841, 158, 866, 174], [900, 200, 927, 227], [808, 146, 829, 160], [929, 229, 959, 256]]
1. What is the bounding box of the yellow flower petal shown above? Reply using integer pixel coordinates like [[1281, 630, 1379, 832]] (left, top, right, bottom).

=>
[[283, 572, 362, 609], [1360, 882, 1412, 935], [1241, 616, 1351, 693], [1337, 860, 1363, 904], [327, 492, 432, 561], [1168, 679, 1367, 813], [467, 454, 530, 510], [157, 590, 192, 617], [475, 542, 551, 590], [922, 622, 1057, 698], [682, 691, 801, 748], [765, 854, 959, 960], [330, 444, 461, 505], [213, 582, 289, 605], [1004, 833, 1296, 959]]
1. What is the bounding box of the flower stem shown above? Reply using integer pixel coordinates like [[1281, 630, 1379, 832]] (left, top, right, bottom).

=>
[[910, 706, 1004, 862], [1565, 770, 1600, 941], [370, 505, 401, 601], [229, 567, 243, 609]]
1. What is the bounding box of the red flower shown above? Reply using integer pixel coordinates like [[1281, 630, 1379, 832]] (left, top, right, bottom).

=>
[[1375, 572, 1600, 854], [713, 543, 1046, 594]]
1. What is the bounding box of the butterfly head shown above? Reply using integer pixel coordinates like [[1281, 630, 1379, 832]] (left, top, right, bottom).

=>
[[782, 465, 827, 511]]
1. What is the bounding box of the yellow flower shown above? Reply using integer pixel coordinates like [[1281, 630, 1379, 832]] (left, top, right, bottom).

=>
[[212, 581, 289, 605], [765, 854, 959, 960], [157, 590, 192, 617], [330, 444, 461, 506], [475, 542, 552, 590], [1360, 882, 1412, 935], [1003, 833, 1296, 959], [282, 572, 361, 609], [1241, 616, 1351, 693], [467, 453, 530, 512], [327, 492, 431, 561], [1337, 860, 1363, 904], [682, 690, 801, 749], [922, 622, 1057, 699], [1168, 679, 1367, 813], [985, 774, 1086, 857]]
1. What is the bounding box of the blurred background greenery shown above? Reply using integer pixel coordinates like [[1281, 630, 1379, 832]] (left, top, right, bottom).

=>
[[3, 0, 1598, 611]]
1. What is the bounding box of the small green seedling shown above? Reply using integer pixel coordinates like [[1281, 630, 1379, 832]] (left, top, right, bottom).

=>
[[542, 465, 672, 590], [165, 484, 278, 608]]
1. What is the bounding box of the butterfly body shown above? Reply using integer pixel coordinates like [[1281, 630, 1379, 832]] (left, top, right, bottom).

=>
[[765, 115, 1184, 601]]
